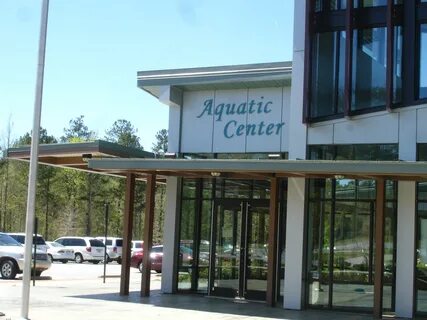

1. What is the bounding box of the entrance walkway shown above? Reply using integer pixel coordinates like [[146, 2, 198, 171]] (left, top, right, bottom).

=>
[[0, 262, 395, 320]]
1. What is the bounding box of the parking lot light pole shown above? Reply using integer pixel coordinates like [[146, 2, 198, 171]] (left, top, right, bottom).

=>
[[103, 203, 109, 284], [20, 1, 49, 319]]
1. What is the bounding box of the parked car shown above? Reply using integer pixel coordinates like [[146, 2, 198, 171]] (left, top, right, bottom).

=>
[[0, 232, 51, 279], [130, 245, 193, 273], [96, 237, 122, 264], [7, 232, 48, 253], [54, 236, 105, 264], [45, 241, 74, 263], [131, 240, 143, 255]]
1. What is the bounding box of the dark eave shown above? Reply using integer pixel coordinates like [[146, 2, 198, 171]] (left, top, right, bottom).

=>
[[87, 158, 427, 181], [7, 140, 154, 178]]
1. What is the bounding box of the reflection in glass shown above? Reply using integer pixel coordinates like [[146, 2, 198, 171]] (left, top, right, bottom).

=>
[[183, 179, 197, 198], [332, 201, 373, 308], [383, 202, 396, 310], [416, 203, 427, 313], [420, 25, 427, 99], [307, 178, 396, 310], [419, 144, 427, 162], [311, 31, 345, 118], [354, 0, 387, 8], [308, 200, 331, 306], [197, 201, 212, 292], [352, 28, 387, 111], [178, 200, 196, 290], [214, 205, 241, 292], [393, 27, 403, 103], [315, 0, 346, 11], [246, 206, 269, 294]]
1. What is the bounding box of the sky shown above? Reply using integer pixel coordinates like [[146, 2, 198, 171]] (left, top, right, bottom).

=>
[[0, 0, 294, 151]]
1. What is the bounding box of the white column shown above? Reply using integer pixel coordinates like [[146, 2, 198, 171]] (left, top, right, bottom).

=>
[[283, 178, 306, 309], [161, 177, 180, 293], [395, 181, 416, 318]]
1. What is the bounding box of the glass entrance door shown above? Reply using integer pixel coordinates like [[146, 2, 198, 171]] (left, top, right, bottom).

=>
[[210, 199, 269, 301]]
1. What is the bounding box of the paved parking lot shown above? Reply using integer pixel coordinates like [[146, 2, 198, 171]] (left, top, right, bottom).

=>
[[0, 262, 378, 320]]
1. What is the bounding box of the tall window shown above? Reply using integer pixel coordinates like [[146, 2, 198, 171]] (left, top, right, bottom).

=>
[[421, 24, 427, 99], [306, 144, 398, 311], [305, 0, 426, 122], [352, 28, 387, 110], [310, 31, 345, 118], [416, 144, 427, 315]]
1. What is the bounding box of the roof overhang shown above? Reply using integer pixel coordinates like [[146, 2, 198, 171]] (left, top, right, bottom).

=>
[[7, 140, 154, 178], [137, 61, 292, 102], [87, 158, 427, 181]]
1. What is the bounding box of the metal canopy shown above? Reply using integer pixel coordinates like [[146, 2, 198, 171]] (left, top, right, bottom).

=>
[[88, 158, 427, 181], [7, 140, 154, 177]]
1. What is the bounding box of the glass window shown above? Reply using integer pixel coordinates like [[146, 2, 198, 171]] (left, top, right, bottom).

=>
[[416, 203, 427, 314], [420, 24, 427, 99], [352, 28, 387, 111], [182, 179, 197, 198], [418, 144, 427, 162], [355, 0, 387, 7], [394, 26, 403, 103], [311, 31, 345, 118], [178, 199, 196, 290], [315, 0, 346, 11]]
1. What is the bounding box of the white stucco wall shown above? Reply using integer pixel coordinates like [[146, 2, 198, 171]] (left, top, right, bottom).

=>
[[307, 104, 427, 150], [179, 87, 291, 154], [283, 0, 307, 310]]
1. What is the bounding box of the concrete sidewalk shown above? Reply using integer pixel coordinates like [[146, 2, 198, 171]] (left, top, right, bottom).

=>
[[0, 263, 395, 320], [0, 285, 377, 320]]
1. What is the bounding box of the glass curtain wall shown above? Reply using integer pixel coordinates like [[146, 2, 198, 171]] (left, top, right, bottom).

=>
[[416, 144, 427, 314], [421, 24, 427, 99], [307, 144, 397, 311], [307, 0, 405, 121], [177, 176, 287, 303], [178, 179, 212, 291]]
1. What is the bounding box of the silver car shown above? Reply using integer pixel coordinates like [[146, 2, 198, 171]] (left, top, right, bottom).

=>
[[0, 232, 51, 279], [46, 241, 74, 263]]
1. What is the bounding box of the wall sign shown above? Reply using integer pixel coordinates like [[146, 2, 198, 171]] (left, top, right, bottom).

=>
[[196, 97, 285, 139], [180, 87, 290, 153]]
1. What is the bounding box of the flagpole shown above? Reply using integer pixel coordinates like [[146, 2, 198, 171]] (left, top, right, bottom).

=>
[[20, 0, 49, 319]]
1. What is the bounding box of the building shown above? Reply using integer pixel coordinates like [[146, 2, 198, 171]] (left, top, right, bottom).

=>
[[126, 1, 426, 318], [7, 0, 427, 318]]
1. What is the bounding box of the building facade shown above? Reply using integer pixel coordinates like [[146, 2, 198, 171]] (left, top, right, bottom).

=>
[[134, 0, 427, 318]]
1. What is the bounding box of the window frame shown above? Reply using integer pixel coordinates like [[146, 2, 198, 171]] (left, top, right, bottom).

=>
[[304, 0, 427, 123]]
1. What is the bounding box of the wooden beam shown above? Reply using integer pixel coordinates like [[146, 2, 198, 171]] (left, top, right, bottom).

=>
[[266, 177, 279, 306], [141, 174, 156, 297], [373, 178, 385, 318], [120, 173, 135, 296]]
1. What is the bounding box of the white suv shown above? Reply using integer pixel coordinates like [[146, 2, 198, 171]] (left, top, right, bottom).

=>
[[54, 237, 105, 264], [96, 237, 122, 264], [7, 232, 48, 253], [0, 232, 51, 279]]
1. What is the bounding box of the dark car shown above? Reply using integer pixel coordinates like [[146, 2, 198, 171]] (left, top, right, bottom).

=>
[[130, 245, 193, 273]]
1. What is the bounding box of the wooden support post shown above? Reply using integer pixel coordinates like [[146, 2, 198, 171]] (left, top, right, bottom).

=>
[[120, 173, 135, 296], [141, 174, 156, 297], [373, 178, 385, 318], [266, 177, 279, 306]]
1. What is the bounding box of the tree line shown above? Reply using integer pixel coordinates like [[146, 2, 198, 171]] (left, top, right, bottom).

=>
[[0, 116, 168, 244]]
